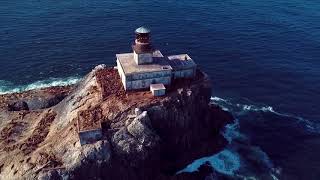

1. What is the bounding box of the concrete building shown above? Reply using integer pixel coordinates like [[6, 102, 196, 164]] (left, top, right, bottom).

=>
[[116, 27, 197, 93], [167, 54, 197, 80], [77, 110, 103, 145], [150, 84, 166, 96]]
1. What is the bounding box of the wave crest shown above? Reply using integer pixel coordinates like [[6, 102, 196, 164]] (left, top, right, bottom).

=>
[[211, 96, 319, 133], [0, 77, 81, 95]]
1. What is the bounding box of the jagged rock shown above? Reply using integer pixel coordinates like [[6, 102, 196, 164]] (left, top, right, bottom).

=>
[[111, 114, 160, 164], [82, 140, 111, 163], [127, 111, 157, 146], [176, 162, 217, 180], [7, 101, 29, 111], [38, 170, 60, 180], [93, 64, 106, 72], [0, 66, 233, 180], [26, 94, 67, 110], [112, 128, 138, 155]]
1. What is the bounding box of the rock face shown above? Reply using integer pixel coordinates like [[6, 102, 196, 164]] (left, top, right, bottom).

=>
[[7, 101, 29, 111], [0, 65, 233, 180]]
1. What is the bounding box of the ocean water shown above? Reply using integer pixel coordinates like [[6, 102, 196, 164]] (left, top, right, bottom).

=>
[[1, 0, 319, 179]]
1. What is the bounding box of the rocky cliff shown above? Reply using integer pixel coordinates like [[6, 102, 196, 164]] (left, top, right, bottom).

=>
[[0, 65, 233, 180]]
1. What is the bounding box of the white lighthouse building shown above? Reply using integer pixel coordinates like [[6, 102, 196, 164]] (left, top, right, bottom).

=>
[[116, 27, 197, 95]]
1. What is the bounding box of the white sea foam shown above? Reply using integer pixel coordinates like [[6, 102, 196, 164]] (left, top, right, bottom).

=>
[[177, 149, 241, 176], [176, 117, 243, 176], [210, 96, 228, 103], [222, 119, 244, 143], [0, 77, 81, 95], [211, 96, 318, 132], [211, 96, 275, 113], [177, 96, 289, 178], [208, 96, 316, 179]]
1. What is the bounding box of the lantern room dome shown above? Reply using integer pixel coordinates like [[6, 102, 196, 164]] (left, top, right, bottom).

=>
[[135, 26, 151, 34]]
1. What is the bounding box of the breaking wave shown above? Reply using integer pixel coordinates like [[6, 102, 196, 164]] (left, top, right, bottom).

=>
[[177, 149, 241, 176], [211, 96, 275, 113], [210, 96, 319, 133], [0, 77, 81, 95], [209, 96, 319, 179], [179, 96, 316, 179], [178, 116, 278, 179]]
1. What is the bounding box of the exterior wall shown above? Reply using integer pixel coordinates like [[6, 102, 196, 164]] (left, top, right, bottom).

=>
[[151, 88, 166, 96], [79, 129, 102, 145], [173, 67, 196, 79], [133, 52, 138, 64], [117, 58, 173, 91], [128, 70, 171, 81], [134, 51, 153, 65], [126, 76, 171, 90], [117, 59, 127, 90]]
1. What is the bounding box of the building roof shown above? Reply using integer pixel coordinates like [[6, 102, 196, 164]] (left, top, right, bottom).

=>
[[77, 109, 102, 132], [150, 83, 166, 90], [167, 54, 197, 70], [116, 51, 172, 75], [135, 26, 151, 34]]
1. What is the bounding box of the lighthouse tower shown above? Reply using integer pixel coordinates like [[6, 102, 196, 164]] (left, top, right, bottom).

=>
[[116, 27, 197, 91], [132, 27, 153, 65]]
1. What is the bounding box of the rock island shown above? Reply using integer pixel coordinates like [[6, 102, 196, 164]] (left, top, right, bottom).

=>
[[0, 27, 233, 180]]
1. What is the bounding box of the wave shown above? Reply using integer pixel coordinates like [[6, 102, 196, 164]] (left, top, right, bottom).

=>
[[177, 149, 241, 176], [211, 96, 275, 113], [210, 96, 319, 133], [182, 96, 317, 179], [178, 116, 278, 179], [0, 77, 81, 95]]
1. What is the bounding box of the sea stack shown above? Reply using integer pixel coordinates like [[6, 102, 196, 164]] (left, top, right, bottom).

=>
[[0, 27, 233, 180]]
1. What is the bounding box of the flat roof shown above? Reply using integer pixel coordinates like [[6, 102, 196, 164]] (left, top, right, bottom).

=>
[[167, 54, 196, 70], [77, 109, 102, 132], [150, 83, 166, 90], [117, 51, 173, 75]]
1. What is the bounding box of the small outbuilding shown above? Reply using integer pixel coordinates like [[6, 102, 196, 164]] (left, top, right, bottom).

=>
[[150, 84, 166, 96], [77, 109, 103, 145], [167, 54, 197, 79]]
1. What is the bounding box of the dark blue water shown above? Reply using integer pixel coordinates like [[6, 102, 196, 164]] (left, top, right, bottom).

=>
[[1, 0, 319, 179]]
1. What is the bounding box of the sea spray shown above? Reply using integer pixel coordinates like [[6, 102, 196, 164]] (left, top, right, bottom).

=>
[[211, 96, 319, 133], [177, 96, 284, 178], [0, 77, 81, 95]]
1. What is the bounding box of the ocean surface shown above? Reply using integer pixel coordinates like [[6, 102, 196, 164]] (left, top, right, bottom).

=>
[[1, 0, 319, 179]]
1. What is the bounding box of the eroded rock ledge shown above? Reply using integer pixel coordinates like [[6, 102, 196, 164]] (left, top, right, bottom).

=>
[[0, 66, 233, 180]]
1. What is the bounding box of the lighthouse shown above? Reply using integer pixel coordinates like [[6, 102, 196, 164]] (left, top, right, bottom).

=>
[[116, 27, 197, 92], [132, 27, 153, 65]]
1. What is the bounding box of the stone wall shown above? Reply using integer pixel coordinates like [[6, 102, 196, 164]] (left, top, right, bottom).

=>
[[78, 129, 103, 145]]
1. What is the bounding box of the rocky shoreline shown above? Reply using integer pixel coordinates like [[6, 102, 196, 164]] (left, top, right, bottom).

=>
[[0, 65, 233, 179]]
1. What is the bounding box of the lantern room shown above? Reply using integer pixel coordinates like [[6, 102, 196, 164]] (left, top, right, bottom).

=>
[[135, 27, 151, 44], [132, 27, 153, 65]]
